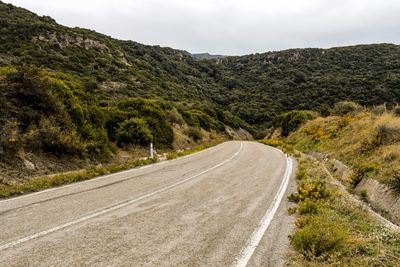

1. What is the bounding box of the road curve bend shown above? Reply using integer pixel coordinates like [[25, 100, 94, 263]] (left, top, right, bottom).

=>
[[0, 141, 296, 266]]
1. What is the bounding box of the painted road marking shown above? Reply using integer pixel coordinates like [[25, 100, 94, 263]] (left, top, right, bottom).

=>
[[0, 142, 243, 251], [0, 142, 227, 204], [233, 149, 293, 267]]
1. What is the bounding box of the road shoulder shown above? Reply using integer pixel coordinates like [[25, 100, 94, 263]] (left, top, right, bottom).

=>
[[247, 157, 298, 267]]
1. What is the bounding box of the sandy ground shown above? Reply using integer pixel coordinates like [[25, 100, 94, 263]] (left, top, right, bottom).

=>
[[0, 141, 296, 266]]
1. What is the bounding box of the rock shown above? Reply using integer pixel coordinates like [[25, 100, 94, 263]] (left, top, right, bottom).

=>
[[330, 159, 353, 182], [308, 151, 325, 161], [23, 159, 35, 170]]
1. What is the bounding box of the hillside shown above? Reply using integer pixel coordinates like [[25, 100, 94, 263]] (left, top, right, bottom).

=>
[[2, 1, 400, 130], [190, 53, 226, 60], [287, 107, 400, 187], [261, 105, 400, 265], [211, 45, 400, 126], [2, 1, 400, 180]]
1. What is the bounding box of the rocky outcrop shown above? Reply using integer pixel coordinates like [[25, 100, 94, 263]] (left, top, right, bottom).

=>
[[225, 127, 253, 140], [33, 32, 110, 51]]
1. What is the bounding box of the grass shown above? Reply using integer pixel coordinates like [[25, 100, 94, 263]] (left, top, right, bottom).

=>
[[258, 139, 294, 154]]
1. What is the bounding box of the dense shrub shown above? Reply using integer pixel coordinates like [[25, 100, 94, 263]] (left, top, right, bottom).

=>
[[318, 103, 331, 117], [374, 124, 400, 146], [0, 68, 113, 160], [187, 127, 202, 141], [291, 212, 349, 257], [371, 105, 386, 116], [289, 179, 330, 203], [273, 110, 316, 136], [116, 118, 153, 147], [166, 108, 184, 125], [37, 117, 84, 155], [332, 101, 362, 116]]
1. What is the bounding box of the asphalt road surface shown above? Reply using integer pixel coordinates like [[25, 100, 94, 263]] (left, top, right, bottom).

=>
[[0, 141, 296, 267]]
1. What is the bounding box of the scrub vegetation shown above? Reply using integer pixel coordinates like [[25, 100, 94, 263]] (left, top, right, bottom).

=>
[[287, 104, 400, 188], [286, 157, 400, 266], [261, 102, 400, 265]]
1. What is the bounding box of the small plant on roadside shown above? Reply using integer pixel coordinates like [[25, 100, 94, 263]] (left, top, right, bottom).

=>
[[290, 211, 349, 258], [298, 199, 320, 215], [288, 207, 297, 215]]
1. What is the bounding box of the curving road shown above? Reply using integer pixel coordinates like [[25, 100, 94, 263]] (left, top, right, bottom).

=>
[[0, 141, 296, 267]]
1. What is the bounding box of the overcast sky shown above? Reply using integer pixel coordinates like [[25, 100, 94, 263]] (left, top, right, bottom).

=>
[[3, 0, 400, 55]]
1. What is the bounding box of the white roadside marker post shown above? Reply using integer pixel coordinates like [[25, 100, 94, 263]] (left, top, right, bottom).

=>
[[150, 142, 154, 159]]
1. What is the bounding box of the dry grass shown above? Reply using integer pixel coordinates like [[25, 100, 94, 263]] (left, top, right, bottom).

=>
[[260, 111, 400, 265], [287, 111, 400, 185], [285, 156, 400, 266]]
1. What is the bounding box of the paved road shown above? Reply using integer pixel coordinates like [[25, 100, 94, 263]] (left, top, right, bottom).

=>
[[0, 141, 296, 267]]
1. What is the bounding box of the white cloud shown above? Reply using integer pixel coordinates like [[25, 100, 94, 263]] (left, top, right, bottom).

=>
[[3, 0, 400, 55]]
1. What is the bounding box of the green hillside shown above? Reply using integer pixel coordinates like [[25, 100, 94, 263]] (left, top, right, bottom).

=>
[[0, 1, 250, 165], [211, 44, 400, 126], [1, 1, 400, 163]]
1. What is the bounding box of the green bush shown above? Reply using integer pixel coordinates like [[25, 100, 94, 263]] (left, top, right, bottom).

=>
[[298, 199, 319, 215], [374, 124, 400, 145], [291, 212, 349, 257], [273, 110, 316, 136], [332, 101, 362, 116], [114, 98, 174, 148], [187, 127, 202, 141], [289, 179, 330, 203], [116, 117, 153, 147], [166, 108, 184, 125], [371, 105, 386, 116], [318, 103, 331, 117], [37, 117, 84, 156]]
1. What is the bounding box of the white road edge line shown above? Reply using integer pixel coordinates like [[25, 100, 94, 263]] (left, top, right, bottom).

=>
[[0, 161, 168, 204], [0, 142, 243, 252], [233, 149, 293, 267], [0, 142, 227, 204]]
